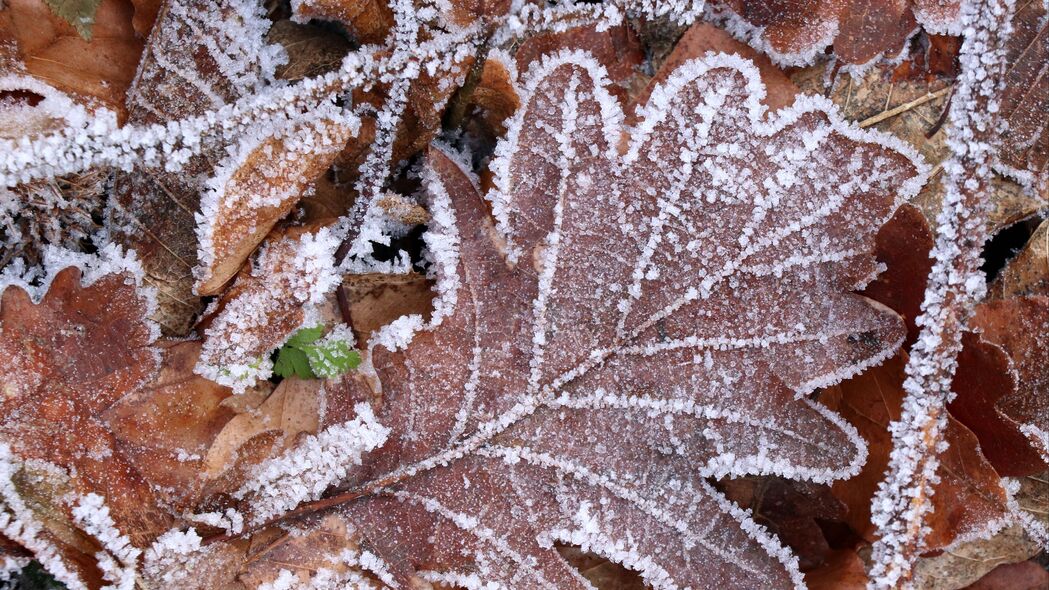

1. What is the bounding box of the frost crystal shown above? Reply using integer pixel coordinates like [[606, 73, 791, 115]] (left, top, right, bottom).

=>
[[237, 403, 390, 524]]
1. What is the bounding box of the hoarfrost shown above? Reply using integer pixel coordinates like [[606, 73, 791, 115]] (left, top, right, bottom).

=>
[[868, 1, 1015, 587]]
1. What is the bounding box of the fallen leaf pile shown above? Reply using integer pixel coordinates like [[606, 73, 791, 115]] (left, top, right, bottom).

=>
[[0, 0, 1046, 589]]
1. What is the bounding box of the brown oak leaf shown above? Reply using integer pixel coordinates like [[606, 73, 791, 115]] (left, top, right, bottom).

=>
[[996, 0, 1048, 192], [969, 296, 1049, 463], [218, 49, 925, 589], [0, 250, 171, 550], [103, 340, 237, 511]]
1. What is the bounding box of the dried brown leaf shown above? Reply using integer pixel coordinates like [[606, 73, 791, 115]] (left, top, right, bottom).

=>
[[228, 48, 925, 587], [203, 378, 323, 481], [109, 0, 287, 335], [104, 340, 237, 511], [195, 223, 342, 391], [0, 263, 171, 547], [0, 0, 144, 116], [709, 0, 960, 67], [997, 1, 1049, 192], [969, 296, 1049, 462]]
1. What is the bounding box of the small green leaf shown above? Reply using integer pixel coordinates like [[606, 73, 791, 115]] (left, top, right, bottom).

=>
[[274, 326, 360, 380], [303, 340, 361, 378], [44, 0, 103, 40], [273, 347, 313, 379], [285, 325, 324, 348]]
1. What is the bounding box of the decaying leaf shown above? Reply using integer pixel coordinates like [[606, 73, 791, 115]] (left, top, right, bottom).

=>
[[969, 297, 1049, 462], [202, 377, 322, 483], [103, 340, 236, 511], [193, 107, 357, 295], [706, 0, 961, 69], [995, 0, 1048, 192], [213, 48, 926, 588], [196, 224, 343, 391], [0, 0, 144, 115]]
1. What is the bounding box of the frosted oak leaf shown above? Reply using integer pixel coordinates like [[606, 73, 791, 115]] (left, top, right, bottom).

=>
[[235, 50, 926, 589], [0, 246, 173, 583]]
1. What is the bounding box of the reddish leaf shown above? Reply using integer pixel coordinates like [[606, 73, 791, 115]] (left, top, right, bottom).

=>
[[630, 21, 800, 118], [820, 353, 1010, 549], [970, 296, 1049, 462], [862, 203, 935, 349], [948, 332, 1046, 476], [212, 48, 925, 588], [0, 254, 171, 547], [104, 340, 236, 511], [996, 1, 1048, 192], [708, 0, 961, 67]]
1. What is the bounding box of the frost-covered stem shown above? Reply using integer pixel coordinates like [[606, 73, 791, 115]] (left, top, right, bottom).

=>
[[867, 1, 1013, 588]]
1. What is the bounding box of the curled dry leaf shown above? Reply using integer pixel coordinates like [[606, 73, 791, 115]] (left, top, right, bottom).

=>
[[224, 48, 925, 589], [819, 353, 1010, 550], [0, 250, 171, 550], [193, 107, 357, 296], [196, 224, 342, 391], [707, 0, 961, 69]]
